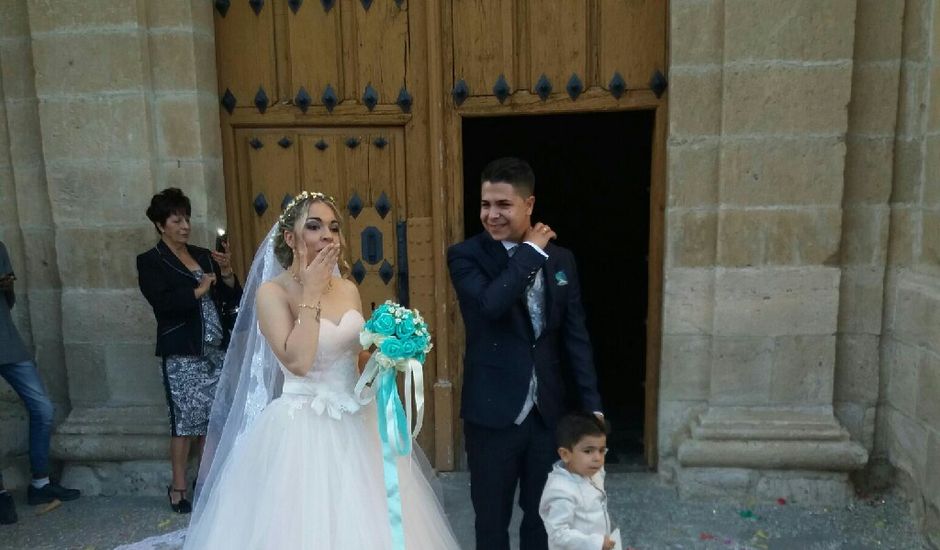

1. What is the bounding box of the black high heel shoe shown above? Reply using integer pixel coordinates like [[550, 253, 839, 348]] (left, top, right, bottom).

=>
[[167, 486, 192, 514]]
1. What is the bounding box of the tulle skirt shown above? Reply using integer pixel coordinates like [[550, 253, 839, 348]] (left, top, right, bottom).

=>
[[182, 395, 460, 550]]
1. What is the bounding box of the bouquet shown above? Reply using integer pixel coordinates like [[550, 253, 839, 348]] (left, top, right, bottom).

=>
[[354, 300, 433, 455], [353, 301, 432, 550]]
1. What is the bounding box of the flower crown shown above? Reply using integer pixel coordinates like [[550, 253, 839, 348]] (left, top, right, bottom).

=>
[[277, 191, 336, 226]]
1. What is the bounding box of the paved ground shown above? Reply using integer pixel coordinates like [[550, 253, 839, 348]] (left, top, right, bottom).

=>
[[1, 472, 931, 549]]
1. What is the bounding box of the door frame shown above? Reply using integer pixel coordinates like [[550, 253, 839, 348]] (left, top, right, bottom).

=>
[[443, 91, 667, 468]]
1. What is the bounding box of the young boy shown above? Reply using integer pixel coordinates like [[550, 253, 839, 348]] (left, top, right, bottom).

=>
[[539, 412, 619, 550]]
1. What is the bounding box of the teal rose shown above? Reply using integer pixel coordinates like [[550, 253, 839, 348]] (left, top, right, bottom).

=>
[[400, 338, 418, 358], [411, 334, 430, 352], [372, 311, 397, 336], [380, 337, 405, 359], [395, 316, 416, 339]]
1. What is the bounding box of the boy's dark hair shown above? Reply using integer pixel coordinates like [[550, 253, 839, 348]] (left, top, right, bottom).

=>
[[480, 157, 535, 197], [556, 412, 608, 450], [146, 187, 191, 232]]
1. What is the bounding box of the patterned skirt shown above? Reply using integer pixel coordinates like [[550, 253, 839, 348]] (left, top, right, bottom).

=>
[[161, 345, 225, 437]]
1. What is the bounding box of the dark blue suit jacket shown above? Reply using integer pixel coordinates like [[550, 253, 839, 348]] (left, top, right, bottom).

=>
[[448, 232, 602, 429]]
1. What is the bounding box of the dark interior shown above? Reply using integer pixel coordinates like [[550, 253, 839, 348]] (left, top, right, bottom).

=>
[[461, 111, 654, 467]]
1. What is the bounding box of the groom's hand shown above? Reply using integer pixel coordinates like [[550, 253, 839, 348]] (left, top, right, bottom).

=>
[[523, 222, 556, 249]]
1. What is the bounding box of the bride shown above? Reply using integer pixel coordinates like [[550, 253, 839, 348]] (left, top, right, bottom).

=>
[[181, 191, 460, 549]]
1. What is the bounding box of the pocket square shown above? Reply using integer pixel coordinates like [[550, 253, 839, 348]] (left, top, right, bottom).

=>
[[554, 270, 569, 286]]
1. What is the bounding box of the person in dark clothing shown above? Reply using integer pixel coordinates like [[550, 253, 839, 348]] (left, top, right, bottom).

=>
[[136, 188, 242, 514], [0, 241, 80, 526]]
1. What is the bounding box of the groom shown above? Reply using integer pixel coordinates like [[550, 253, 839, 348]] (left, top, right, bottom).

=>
[[448, 157, 603, 550]]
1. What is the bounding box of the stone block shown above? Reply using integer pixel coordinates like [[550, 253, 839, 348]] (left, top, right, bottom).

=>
[[662, 268, 714, 335], [156, 95, 204, 158], [770, 335, 836, 406], [900, 0, 930, 62], [667, 209, 716, 268], [709, 336, 774, 405], [55, 226, 154, 290], [0, 0, 30, 38], [714, 267, 840, 336], [16, 226, 59, 290], [0, 37, 37, 100], [840, 205, 889, 266], [837, 267, 886, 335], [834, 334, 880, 405], [922, 210, 940, 269], [677, 467, 756, 500], [716, 209, 842, 267], [23, 288, 62, 345], [45, 159, 153, 225], [928, 431, 940, 516], [148, 32, 198, 91], [724, 0, 855, 61], [896, 65, 928, 138], [63, 344, 111, 405], [927, 67, 940, 133], [197, 92, 223, 157], [31, 33, 144, 94], [104, 343, 164, 405], [718, 137, 845, 206], [849, 62, 902, 136], [669, 0, 722, 65], [892, 137, 924, 204], [853, 0, 906, 62], [668, 68, 722, 137], [193, 34, 220, 93], [146, 0, 197, 28], [844, 137, 895, 204], [754, 471, 853, 505], [658, 400, 708, 458], [887, 206, 914, 266], [892, 274, 940, 354], [887, 408, 928, 487], [660, 335, 711, 400], [4, 103, 44, 165], [667, 140, 719, 207], [926, 136, 940, 207], [722, 65, 852, 135], [38, 96, 151, 160], [60, 460, 177, 496], [917, 353, 940, 429], [61, 289, 156, 344], [26, 0, 140, 33], [834, 402, 876, 451], [883, 339, 921, 417]]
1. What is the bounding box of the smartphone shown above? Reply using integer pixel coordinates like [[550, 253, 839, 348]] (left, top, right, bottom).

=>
[[215, 230, 228, 253]]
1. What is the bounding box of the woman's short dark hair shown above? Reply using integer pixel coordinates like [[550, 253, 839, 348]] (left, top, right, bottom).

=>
[[555, 412, 608, 450], [146, 187, 191, 232], [480, 157, 535, 197]]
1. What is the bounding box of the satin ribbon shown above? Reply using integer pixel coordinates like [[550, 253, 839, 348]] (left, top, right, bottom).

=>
[[353, 353, 426, 550]]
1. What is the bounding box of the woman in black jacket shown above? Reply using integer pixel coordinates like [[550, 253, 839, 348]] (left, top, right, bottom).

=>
[[136, 188, 242, 514]]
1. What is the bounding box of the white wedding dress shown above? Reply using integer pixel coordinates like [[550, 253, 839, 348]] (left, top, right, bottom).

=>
[[181, 309, 460, 549]]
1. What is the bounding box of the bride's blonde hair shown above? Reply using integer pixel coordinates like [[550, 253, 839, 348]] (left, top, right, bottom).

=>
[[273, 191, 350, 276]]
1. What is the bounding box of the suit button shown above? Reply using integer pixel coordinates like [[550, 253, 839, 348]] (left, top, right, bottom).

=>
[[531, 344, 536, 349]]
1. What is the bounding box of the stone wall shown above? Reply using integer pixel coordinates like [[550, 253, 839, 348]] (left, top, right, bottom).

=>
[[0, 0, 225, 492], [663, 0, 868, 504], [878, 0, 940, 538]]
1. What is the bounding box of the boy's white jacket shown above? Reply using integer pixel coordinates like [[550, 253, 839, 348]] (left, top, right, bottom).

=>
[[539, 460, 610, 550]]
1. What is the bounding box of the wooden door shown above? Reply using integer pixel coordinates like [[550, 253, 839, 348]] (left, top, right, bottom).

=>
[[215, 0, 667, 470]]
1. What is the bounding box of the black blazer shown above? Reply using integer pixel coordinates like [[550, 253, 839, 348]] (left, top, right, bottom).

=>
[[136, 241, 242, 357], [447, 232, 602, 429]]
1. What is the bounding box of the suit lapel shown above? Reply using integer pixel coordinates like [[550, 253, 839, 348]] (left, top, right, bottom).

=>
[[542, 244, 556, 329]]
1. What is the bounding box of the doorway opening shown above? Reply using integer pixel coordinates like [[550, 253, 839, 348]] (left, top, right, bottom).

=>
[[462, 111, 655, 468]]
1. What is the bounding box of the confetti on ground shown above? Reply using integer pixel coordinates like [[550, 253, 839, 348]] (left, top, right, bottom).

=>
[[157, 519, 172, 529], [35, 499, 61, 515], [776, 497, 787, 505], [700, 532, 717, 540]]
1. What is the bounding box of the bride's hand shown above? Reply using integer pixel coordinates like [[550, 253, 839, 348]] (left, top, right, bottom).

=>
[[295, 239, 340, 297]]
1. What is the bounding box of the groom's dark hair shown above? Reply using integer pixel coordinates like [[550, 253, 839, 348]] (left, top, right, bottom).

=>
[[480, 157, 535, 197], [556, 412, 608, 450]]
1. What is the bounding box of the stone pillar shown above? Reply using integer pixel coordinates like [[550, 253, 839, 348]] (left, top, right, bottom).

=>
[[17, 1, 223, 495], [0, 0, 68, 488], [670, 0, 868, 504]]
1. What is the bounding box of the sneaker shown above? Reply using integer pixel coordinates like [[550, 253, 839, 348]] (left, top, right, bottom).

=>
[[27, 480, 80, 505], [0, 492, 17, 524]]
